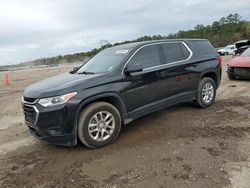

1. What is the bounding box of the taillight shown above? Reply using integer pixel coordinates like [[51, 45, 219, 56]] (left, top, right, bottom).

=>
[[216, 56, 222, 63]]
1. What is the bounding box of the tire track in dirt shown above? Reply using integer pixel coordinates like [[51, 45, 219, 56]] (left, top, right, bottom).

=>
[[1, 58, 250, 187], [1, 96, 250, 187]]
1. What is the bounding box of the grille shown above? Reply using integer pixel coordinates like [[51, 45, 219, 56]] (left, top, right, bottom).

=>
[[23, 97, 37, 103], [23, 105, 36, 124], [234, 68, 250, 77]]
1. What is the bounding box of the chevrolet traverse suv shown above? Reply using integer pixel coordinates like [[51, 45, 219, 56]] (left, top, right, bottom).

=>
[[22, 39, 221, 148]]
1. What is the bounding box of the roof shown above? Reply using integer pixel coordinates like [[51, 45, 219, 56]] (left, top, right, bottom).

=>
[[109, 38, 208, 51]]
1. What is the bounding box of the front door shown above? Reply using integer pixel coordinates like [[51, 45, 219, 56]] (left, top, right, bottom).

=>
[[122, 44, 166, 112]]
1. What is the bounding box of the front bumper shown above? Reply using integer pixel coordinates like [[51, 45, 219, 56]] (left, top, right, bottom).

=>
[[22, 98, 78, 146], [28, 124, 76, 146], [227, 67, 250, 79]]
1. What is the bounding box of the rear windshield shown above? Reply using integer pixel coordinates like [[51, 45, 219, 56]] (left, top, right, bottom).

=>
[[77, 48, 130, 74], [240, 48, 250, 57], [192, 41, 217, 56]]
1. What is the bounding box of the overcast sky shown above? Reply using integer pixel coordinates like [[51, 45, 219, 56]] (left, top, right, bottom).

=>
[[0, 0, 249, 65]]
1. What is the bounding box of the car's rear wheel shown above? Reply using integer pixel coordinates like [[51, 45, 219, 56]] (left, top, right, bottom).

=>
[[195, 77, 216, 108], [78, 102, 121, 148]]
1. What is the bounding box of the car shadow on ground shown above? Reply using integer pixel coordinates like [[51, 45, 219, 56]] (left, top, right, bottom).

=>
[[43, 102, 196, 151]]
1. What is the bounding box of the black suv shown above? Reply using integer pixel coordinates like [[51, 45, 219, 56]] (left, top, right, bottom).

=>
[[22, 39, 221, 148]]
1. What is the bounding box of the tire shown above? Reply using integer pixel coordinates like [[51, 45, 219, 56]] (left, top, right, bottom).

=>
[[77, 102, 121, 148], [228, 73, 236, 80], [194, 77, 216, 108], [224, 52, 228, 56]]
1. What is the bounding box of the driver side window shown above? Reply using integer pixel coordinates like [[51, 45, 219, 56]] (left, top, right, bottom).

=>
[[128, 45, 161, 69]]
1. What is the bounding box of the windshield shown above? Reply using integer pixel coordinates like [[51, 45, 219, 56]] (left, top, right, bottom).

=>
[[240, 48, 250, 57], [77, 48, 129, 74]]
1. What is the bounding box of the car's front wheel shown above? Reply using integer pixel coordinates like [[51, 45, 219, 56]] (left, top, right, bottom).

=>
[[78, 102, 121, 148], [195, 77, 216, 108]]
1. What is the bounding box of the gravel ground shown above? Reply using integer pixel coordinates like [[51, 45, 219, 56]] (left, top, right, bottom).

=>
[[0, 56, 250, 188]]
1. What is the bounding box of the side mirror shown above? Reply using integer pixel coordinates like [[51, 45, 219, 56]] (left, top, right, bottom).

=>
[[124, 64, 143, 74]]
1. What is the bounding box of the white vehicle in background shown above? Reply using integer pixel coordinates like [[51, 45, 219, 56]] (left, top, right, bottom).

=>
[[217, 45, 236, 56]]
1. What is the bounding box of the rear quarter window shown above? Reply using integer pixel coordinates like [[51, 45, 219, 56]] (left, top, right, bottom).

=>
[[192, 41, 217, 56]]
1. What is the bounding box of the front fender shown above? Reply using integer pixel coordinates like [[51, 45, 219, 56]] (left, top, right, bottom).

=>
[[72, 92, 127, 143]]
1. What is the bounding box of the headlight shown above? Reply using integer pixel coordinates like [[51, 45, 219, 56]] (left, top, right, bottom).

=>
[[38, 92, 77, 107]]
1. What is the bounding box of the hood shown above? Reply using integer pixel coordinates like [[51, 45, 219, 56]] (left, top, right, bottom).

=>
[[24, 73, 103, 98], [228, 56, 250, 68]]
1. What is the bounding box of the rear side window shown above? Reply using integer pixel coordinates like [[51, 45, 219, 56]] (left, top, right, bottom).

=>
[[128, 45, 161, 69], [192, 41, 216, 56], [161, 43, 190, 64]]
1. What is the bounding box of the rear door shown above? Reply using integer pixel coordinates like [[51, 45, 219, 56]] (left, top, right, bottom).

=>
[[159, 42, 197, 98]]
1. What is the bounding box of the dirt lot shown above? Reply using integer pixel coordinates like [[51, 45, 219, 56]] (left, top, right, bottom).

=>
[[0, 57, 250, 188]]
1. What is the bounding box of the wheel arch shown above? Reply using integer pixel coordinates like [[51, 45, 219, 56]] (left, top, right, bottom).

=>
[[73, 93, 127, 140], [200, 70, 219, 88]]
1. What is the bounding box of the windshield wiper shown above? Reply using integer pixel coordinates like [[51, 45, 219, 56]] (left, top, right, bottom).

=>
[[78, 71, 95, 75]]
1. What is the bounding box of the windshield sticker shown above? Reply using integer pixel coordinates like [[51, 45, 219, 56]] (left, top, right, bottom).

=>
[[115, 50, 129, 54]]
